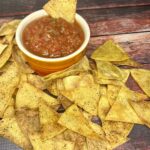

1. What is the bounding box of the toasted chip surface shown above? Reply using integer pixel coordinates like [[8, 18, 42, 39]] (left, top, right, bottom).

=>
[[43, 0, 77, 23], [91, 40, 129, 61], [58, 104, 100, 139], [131, 69, 150, 97]]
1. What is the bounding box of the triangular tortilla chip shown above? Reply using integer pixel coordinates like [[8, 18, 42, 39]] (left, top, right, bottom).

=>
[[58, 104, 100, 140], [105, 88, 143, 124], [121, 69, 130, 83], [43, 0, 77, 23], [91, 40, 129, 61], [3, 106, 15, 118], [102, 121, 133, 147], [15, 82, 59, 109], [96, 60, 123, 80], [0, 117, 32, 150], [98, 95, 111, 120], [0, 43, 12, 68], [62, 130, 86, 150], [0, 20, 20, 36], [61, 84, 100, 115], [112, 58, 141, 67], [130, 101, 150, 128], [44, 56, 90, 81], [86, 138, 111, 150], [16, 108, 41, 138], [39, 101, 66, 139], [29, 133, 75, 150], [131, 69, 150, 97], [0, 43, 8, 55], [0, 62, 19, 118], [107, 85, 121, 106]]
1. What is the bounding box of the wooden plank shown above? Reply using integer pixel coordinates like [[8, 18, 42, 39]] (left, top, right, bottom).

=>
[[88, 32, 150, 64], [78, 6, 150, 36], [0, 0, 150, 17]]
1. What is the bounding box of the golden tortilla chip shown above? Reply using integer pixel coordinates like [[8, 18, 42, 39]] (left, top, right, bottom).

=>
[[131, 69, 150, 97], [44, 56, 90, 81], [15, 82, 59, 109], [105, 87, 143, 124], [16, 108, 41, 137], [27, 74, 46, 90], [3, 106, 15, 118], [96, 60, 123, 80], [58, 95, 73, 109], [113, 58, 141, 67], [43, 0, 77, 23], [107, 85, 121, 106], [62, 130, 86, 150], [29, 133, 75, 150], [0, 117, 32, 150], [12, 46, 34, 74], [91, 40, 129, 61], [86, 138, 111, 150], [99, 85, 107, 95], [0, 62, 19, 118], [121, 69, 130, 83], [0, 20, 20, 36], [98, 95, 111, 120], [61, 84, 100, 115], [0, 43, 8, 55], [39, 101, 66, 139], [0, 43, 12, 68], [58, 104, 100, 140], [102, 121, 133, 148], [5, 34, 14, 44], [130, 101, 150, 128]]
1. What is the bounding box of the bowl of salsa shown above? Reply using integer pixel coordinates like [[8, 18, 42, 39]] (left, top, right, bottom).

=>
[[16, 9, 90, 75]]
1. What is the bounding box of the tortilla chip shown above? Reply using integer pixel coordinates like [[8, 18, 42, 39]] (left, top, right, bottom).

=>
[[3, 106, 15, 118], [12, 46, 34, 74], [131, 69, 150, 97], [58, 95, 73, 109], [44, 56, 90, 81], [91, 40, 129, 61], [29, 133, 75, 150], [15, 82, 59, 109], [130, 101, 150, 128], [16, 108, 40, 137], [121, 69, 130, 83], [98, 95, 111, 120], [0, 117, 32, 150], [86, 138, 111, 150], [99, 85, 107, 95], [96, 60, 123, 80], [43, 0, 77, 23], [0, 62, 19, 118], [27, 74, 46, 90], [47, 80, 59, 96], [58, 104, 100, 140], [61, 84, 100, 115], [105, 88, 143, 124], [0, 43, 8, 55], [5, 34, 14, 44], [62, 130, 86, 150], [102, 121, 133, 148], [0, 43, 12, 68], [113, 58, 141, 67], [39, 101, 66, 139], [0, 20, 21, 36], [107, 85, 121, 106]]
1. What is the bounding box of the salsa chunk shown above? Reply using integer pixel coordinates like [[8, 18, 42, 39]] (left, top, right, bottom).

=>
[[22, 16, 84, 58]]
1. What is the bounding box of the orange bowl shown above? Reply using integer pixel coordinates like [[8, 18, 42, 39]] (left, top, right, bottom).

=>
[[16, 10, 90, 75]]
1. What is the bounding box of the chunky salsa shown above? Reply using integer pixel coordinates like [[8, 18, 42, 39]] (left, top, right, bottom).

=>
[[22, 16, 84, 58]]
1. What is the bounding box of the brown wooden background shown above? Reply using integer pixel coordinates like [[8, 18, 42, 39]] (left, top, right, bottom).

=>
[[0, 0, 150, 149]]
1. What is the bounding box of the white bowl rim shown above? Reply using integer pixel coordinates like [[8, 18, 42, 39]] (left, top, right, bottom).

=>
[[16, 9, 90, 62]]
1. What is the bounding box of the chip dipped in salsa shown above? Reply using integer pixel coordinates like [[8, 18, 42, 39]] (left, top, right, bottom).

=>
[[22, 16, 84, 58]]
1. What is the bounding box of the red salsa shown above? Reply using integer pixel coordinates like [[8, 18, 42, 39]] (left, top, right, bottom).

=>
[[22, 16, 84, 58]]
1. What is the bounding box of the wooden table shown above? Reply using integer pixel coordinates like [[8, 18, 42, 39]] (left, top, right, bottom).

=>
[[0, 0, 150, 149]]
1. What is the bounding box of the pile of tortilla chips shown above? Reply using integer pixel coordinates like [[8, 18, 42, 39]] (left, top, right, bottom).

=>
[[0, 3, 150, 150]]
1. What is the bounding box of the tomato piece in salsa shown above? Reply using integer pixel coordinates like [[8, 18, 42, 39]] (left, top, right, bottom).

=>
[[22, 16, 84, 58]]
